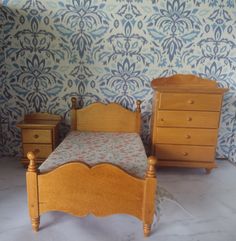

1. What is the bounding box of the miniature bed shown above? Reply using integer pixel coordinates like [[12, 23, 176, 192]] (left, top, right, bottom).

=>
[[26, 98, 157, 237]]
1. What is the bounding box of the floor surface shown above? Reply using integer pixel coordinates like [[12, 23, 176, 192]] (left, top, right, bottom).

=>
[[0, 157, 236, 241]]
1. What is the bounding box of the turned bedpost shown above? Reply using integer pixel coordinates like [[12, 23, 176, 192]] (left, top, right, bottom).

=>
[[136, 100, 141, 113], [143, 156, 157, 237], [26, 151, 40, 232], [135, 100, 142, 134], [71, 97, 77, 130]]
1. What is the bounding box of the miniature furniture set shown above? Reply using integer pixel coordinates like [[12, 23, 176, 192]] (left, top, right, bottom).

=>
[[17, 74, 227, 237]]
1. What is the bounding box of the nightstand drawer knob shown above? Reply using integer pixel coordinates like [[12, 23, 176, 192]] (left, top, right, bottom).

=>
[[34, 134, 39, 139], [187, 100, 194, 104], [185, 134, 191, 139], [183, 152, 188, 156], [187, 117, 192, 121]]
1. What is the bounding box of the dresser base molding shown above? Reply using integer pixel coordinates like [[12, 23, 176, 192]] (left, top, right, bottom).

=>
[[156, 159, 216, 173]]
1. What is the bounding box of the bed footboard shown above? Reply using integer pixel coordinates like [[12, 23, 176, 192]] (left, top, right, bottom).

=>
[[26, 152, 157, 237]]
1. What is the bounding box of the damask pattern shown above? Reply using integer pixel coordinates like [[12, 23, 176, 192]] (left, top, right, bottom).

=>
[[0, 0, 236, 163]]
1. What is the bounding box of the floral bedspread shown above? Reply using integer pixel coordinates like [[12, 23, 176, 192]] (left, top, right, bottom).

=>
[[39, 131, 148, 178]]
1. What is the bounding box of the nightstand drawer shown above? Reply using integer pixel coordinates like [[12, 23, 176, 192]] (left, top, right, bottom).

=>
[[23, 144, 52, 158], [22, 129, 52, 143], [155, 144, 215, 162], [155, 127, 218, 145], [156, 111, 219, 128], [159, 93, 222, 111]]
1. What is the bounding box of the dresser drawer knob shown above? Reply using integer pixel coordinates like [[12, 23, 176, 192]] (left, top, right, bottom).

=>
[[187, 117, 192, 121], [183, 152, 188, 156], [34, 134, 39, 139], [185, 134, 191, 139], [187, 100, 194, 104], [160, 118, 164, 122], [34, 149, 40, 153]]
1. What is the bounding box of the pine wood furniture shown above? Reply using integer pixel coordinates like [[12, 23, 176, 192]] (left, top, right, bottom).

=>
[[26, 98, 157, 237], [17, 113, 61, 165], [151, 74, 228, 173]]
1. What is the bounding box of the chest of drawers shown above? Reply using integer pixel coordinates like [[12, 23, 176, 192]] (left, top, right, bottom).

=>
[[17, 113, 61, 166], [151, 74, 228, 173]]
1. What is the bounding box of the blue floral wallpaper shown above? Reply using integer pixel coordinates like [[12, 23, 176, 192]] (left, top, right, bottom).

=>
[[0, 0, 236, 163]]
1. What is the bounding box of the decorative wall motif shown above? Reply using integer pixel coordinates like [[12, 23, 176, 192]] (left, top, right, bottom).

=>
[[0, 0, 236, 163]]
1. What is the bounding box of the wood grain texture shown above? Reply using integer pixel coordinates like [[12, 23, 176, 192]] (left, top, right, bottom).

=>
[[23, 144, 52, 158], [26, 101, 157, 237], [151, 74, 227, 171], [142, 156, 157, 237], [26, 152, 40, 232], [38, 162, 144, 219], [17, 113, 60, 165], [156, 110, 220, 128], [71, 98, 141, 134], [155, 127, 218, 145], [151, 74, 228, 94], [22, 129, 52, 143], [155, 144, 215, 162], [25, 112, 61, 121], [159, 93, 222, 111], [156, 160, 217, 169]]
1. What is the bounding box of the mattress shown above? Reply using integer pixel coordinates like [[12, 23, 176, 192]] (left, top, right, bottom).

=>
[[39, 131, 147, 178]]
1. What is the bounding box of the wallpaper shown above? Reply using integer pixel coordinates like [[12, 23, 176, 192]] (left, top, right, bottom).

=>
[[0, 0, 236, 163]]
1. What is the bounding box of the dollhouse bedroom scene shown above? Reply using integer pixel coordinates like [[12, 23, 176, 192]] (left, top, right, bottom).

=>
[[0, 0, 236, 241]]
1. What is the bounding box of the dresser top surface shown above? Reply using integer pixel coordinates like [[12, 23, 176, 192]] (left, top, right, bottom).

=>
[[151, 74, 228, 94]]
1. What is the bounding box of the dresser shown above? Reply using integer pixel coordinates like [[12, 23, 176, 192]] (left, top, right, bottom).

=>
[[150, 74, 228, 173], [17, 113, 61, 165]]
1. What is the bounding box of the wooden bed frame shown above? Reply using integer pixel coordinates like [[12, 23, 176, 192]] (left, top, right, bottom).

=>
[[26, 98, 157, 237]]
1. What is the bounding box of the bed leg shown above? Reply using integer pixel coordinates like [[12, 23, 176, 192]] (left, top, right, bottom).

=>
[[27, 151, 40, 232], [142, 156, 157, 237], [143, 224, 151, 237], [31, 217, 40, 232]]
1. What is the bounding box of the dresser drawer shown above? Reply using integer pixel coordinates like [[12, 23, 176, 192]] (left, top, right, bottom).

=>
[[23, 144, 52, 158], [156, 111, 219, 128], [155, 144, 215, 162], [155, 127, 218, 145], [159, 93, 222, 111], [22, 129, 52, 143]]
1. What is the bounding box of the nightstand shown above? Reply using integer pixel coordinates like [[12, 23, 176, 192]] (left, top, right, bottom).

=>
[[17, 113, 61, 166]]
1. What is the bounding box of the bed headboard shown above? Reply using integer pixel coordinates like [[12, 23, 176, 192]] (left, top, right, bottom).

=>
[[70, 98, 141, 134]]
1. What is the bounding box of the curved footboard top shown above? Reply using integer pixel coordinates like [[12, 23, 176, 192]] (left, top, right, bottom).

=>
[[38, 161, 144, 219]]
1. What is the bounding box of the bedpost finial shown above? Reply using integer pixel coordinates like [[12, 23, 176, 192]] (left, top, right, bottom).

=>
[[136, 100, 142, 113], [27, 151, 37, 172], [146, 156, 157, 178], [71, 97, 77, 109]]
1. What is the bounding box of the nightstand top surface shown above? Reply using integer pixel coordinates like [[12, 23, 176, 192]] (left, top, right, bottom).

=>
[[17, 113, 61, 129], [17, 119, 60, 129]]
